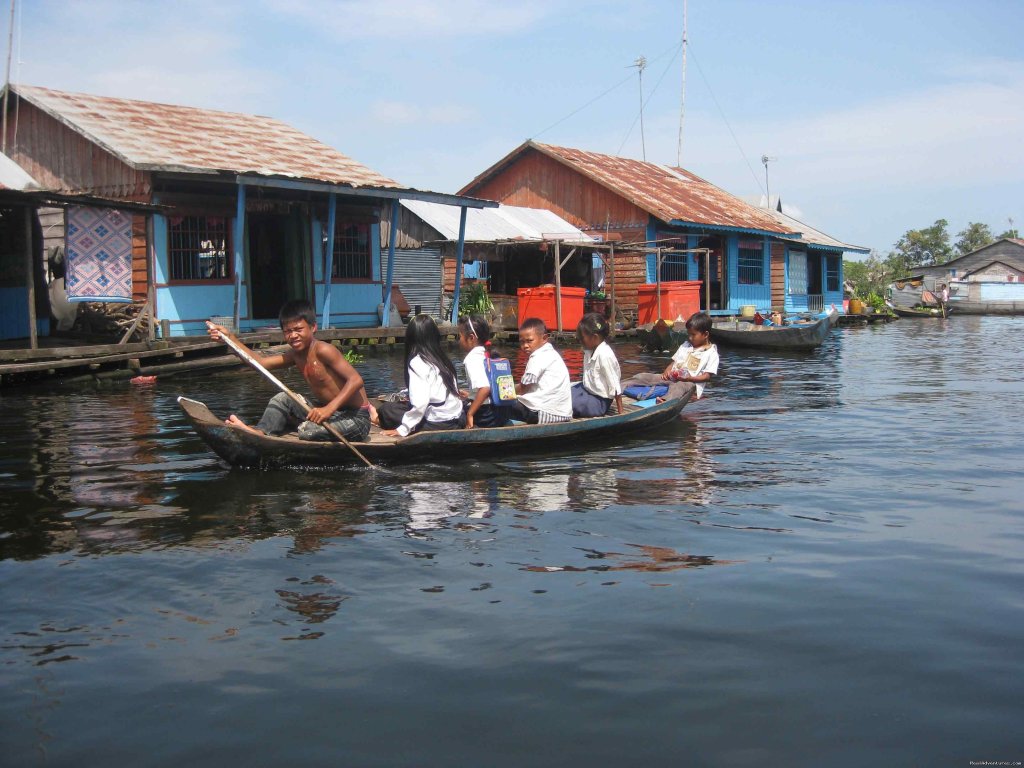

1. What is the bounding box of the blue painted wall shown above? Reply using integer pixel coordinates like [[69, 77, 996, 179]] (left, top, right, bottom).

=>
[[0, 287, 50, 340], [156, 204, 386, 336], [726, 236, 771, 311]]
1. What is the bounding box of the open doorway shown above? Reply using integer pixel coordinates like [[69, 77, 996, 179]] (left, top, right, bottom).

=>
[[248, 211, 308, 321]]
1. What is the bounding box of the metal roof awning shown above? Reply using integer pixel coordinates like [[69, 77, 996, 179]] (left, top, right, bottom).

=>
[[237, 175, 497, 209]]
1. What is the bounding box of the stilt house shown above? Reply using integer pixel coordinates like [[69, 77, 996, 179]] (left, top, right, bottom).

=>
[[2, 85, 493, 337], [460, 141, 859, 317]]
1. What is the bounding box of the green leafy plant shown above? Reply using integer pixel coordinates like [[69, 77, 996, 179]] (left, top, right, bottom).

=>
[[865, 291, 887, 311], [459, 282, 493, 316], [344, 348, 364, 364]]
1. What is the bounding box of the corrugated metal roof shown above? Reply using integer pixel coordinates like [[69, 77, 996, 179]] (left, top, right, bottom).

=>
[[401, 199, 594, 243], [0, 152, 40, 191], [462, 141, 796, 235], [11, 85, 402, 189], [758, 205, 869, 253]]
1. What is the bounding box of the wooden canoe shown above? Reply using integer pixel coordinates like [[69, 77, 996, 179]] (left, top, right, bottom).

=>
[[178, 384, 695, 469], [889, 304, 952, 318], [711, 307, 838, 351]]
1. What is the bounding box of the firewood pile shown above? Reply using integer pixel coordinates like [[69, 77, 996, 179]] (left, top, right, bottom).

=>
[[73, 301, 150, 341]]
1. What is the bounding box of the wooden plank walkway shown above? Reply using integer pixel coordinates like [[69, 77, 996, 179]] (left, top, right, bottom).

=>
[[0, 324, 638, 387]]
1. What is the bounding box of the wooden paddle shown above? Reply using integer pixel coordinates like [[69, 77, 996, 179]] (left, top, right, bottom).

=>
[[213, 326, 376, 469]]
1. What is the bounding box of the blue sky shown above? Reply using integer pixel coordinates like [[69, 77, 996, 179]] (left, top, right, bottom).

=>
[[15, 0, 1024, 255]]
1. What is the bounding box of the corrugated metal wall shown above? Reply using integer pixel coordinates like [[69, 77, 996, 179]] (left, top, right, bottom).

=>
[[383, 247, 443, 319]]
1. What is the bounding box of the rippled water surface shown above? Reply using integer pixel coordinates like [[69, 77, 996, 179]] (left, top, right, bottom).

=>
[[2, 317, 1022, 767]]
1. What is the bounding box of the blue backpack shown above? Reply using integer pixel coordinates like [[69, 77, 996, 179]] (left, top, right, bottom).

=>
[[485, 356, 517, 406]]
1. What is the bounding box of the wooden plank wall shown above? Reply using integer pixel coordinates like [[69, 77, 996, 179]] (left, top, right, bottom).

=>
[[468, 150, 649, 234], [771, 242, 786, 310], [5, 102, 151, 199], [132, 215, 148, 301]]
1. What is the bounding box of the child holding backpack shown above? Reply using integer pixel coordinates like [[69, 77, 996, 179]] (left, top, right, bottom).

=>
[[457, 314, 512, 428]]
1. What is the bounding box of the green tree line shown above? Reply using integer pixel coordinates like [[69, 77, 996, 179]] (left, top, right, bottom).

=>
[[843, 219, 1019, 298]]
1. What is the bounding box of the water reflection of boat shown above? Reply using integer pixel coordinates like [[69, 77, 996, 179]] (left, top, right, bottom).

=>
[[177, 384, 695, 469], [711, 307, 838, 351]]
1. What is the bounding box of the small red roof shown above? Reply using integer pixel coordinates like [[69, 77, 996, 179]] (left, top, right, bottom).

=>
[[12, 85, 401, 189], [461, 140, 796, 235]]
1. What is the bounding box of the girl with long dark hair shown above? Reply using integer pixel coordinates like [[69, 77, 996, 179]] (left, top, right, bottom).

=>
[[378, 314, 465, 437]]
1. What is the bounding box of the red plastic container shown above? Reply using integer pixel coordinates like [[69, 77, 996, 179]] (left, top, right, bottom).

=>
[[517, 285, 586, 331], [637, 280, 703, 325]]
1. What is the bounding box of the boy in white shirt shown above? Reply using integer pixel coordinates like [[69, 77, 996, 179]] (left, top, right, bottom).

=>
[[663, 311, 719, 399], [510, 317, 572, 424]]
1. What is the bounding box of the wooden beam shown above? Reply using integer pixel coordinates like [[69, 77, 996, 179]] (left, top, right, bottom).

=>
[[24, 207, 37, 350]]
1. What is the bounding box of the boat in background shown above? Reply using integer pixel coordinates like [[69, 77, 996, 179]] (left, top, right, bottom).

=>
[[711, 307, 838, 351], [887, 302, 952, 319]]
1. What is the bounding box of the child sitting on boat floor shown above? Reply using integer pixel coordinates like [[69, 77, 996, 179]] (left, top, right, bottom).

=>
[[573, 312, 623, 417], [458, 313, 511, 429], [377, 314, 466, 437], [661, 311, 719, 400], [206, 299, 371, 441], [508, 317, 573, 424]]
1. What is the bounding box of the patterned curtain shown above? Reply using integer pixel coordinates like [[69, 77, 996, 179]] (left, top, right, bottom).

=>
[[65, 206, 133, 303]]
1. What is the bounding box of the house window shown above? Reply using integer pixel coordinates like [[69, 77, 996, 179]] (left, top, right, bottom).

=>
[[168, 216, 231, 281], [788, 251, 807, 294], [737, 240, 764, 285], [826, 255, 840, 292], [331, 222, 371, 280], [660, 252, 689, 282]]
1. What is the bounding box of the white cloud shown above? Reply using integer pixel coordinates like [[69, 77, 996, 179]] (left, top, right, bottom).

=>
[[369, 100, 477, 126], [262, 0, 553, 39]]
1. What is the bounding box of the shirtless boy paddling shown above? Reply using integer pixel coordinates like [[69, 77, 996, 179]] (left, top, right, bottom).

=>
[[206, 299, 371, 442]]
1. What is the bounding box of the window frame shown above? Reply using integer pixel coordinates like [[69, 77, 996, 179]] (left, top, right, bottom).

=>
[[166, 214, 233, 284], [330, 221, 373, 282], [825, 254, 841, 292], [737, 239, 764, 286]]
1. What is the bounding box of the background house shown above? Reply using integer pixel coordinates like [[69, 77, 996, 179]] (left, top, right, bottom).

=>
[[459, 140, 805, 318], [3, 85, 492, 337], [380, 200, 594, 326], [758, 205, 868, 313], [902, 238, 1024, 314], [0, 153, 45, 342]]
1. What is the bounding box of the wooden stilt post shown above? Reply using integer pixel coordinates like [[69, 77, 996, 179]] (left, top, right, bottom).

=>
[[554, 240, 562, 332], [24, 206, 37, 349]]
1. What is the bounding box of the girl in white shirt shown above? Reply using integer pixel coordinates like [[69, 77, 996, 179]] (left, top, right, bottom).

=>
[[379, 315, 466, 437], [572, 312, 623, 417], [458, 314, 511, 429]]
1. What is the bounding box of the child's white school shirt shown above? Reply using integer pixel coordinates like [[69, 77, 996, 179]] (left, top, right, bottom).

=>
[[670, 342, 720, 399], [582, 340, 622, 399], [397, 354, 464, 437], [463, 345, 489, 391], [518, 342, 572, 419]]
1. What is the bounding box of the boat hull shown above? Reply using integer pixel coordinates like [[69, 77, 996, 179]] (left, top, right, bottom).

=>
[[711, 310, 837, 350], [178, 387, 695, 468]]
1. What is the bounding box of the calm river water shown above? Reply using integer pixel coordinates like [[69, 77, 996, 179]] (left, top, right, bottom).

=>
[[2, 316, 1022, 767]]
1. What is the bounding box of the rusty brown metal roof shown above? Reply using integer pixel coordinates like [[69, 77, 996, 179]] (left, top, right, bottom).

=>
[[11, 85, 402, 189], [463, 140, 797, 235]]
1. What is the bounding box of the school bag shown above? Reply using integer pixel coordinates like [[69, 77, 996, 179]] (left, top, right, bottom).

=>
[[484, 354, 517, 406]]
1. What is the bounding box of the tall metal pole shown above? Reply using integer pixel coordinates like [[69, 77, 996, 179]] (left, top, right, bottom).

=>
[[1, 0, 15, 153], [676, 0, 688, 168], [636, 56, 647, 161]]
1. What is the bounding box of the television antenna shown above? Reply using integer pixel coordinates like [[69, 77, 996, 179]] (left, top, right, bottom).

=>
[[761, 155, 778, 208], [629, 55, 648, 160]]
